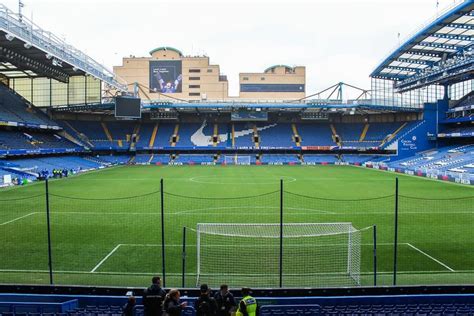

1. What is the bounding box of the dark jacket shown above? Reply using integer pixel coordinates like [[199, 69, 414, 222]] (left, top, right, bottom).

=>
[[214, 291, 236, 316], [122, 302, 135, 316], [195, 293, 218, 316], [143, 284, 166, 316], [163, 297, 182, 316]]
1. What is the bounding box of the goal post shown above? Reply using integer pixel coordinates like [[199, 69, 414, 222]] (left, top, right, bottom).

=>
[[195, 223, 363, 288], [224, 155, 251, 165]]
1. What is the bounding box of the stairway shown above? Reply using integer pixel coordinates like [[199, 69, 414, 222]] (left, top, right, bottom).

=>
[[291, 123, 301, 146], [253, 125, 260, 147], [330, 124, 341, 146], [359, 124, 369, 142], [149, 123, 159, 148], [171, 124, 180, 147]]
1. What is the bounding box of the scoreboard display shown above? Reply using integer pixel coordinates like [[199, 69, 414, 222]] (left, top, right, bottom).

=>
[[115, 96, 141, 119]]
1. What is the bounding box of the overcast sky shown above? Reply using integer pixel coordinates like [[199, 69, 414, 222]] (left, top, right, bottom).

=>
[[2, 0, 464, 97]]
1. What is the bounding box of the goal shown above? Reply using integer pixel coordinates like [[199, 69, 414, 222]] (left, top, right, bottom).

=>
[[195, 223, 362, 288], [224, 155, 251, 165]]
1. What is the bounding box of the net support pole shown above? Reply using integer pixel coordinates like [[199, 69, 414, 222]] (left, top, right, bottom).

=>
[[373, 225, 377, 287], [279, 179, 283, 288], [182, 226, 186, 288], [393, 177, 399, 286], [160, 178, 166, 287], [45, 179, 53, 285]]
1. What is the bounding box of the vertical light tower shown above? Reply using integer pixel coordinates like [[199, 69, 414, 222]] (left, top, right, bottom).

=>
[[18, 0, 24, 23]]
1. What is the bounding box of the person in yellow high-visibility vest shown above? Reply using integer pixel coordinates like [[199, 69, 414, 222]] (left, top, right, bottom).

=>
[[235, 288, 257, 316]]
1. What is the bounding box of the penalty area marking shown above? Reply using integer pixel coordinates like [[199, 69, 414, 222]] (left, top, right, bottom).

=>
[[0, 212, 36, 226], [189, 176, 296, 185], [90, 244, 122, 273], [406, 243, 455, 272]]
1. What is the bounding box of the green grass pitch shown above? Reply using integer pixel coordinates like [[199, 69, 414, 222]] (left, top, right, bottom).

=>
[[0, 165, 472, 288]]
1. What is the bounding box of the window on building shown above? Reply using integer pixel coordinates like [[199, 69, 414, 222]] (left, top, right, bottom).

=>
[[189, 69, 201, 73], [189, 77, 200, 80], [189, 92, 200, 96], [243, 77, 249, 81], [261, 77, 265, 80], [189, 85, 200, 89], [207, 69, 213, 73]]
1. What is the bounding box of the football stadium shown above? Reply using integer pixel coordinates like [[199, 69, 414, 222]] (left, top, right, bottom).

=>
[[0, 0, 474, 315]]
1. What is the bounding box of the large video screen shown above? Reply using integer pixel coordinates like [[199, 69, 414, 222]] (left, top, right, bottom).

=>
[[149, 60, 182, 93], [115, 96, 141, 119]]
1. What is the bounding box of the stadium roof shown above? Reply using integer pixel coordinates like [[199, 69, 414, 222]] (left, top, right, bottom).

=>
[[0, 4, 126, 91], [264, 65, 294, 73], [149, 47, 183, 57], [371, 0, 474, 84]]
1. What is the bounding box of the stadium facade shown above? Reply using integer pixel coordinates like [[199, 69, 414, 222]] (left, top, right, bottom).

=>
[[113, 47, 306, 101]]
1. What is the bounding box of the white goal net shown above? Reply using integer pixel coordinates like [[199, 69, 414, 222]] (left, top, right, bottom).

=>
[[224, 155, 251, 165], [195, 223, 362, 288]]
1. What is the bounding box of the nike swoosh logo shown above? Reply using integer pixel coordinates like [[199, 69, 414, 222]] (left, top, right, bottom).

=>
[[190, 121, 277, 146]]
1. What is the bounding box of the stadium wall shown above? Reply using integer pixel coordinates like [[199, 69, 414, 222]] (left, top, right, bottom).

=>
[[386, 103, 438, 160]]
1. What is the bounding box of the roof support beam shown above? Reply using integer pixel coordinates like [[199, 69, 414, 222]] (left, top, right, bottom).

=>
[[442, 22, 474, 30], [431, 33, 472, 41], [416, 41, 463, 51], [396, 58, 434, 66], [384, 65, 419, 73], [405, 49, 444, 58]]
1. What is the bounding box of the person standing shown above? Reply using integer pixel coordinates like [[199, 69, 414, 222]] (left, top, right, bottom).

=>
[[214, 284, 236, 316], [143, 276, 166, 316], [195, 284, 218, 316], [122, 295, 136, 316], [236, 288, 257, 316], [163, 289, 187, 316]]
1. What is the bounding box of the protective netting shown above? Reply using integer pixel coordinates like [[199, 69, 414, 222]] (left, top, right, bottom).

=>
[[163, 190, 280, 287], [48, 189, 162, 286], [194, 223, 362, 288], [0, 193, 49, 285], [396, 194, 474, 286], [1, 177, 472, 288]]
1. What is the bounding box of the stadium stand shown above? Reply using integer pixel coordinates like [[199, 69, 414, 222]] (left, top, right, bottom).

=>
[[0, 85, 57, 127], [388, 144, 474, 180], [297, 123, 336, 146], [0, 130, 79, 151], [260, 154, 300, 164], [258, 123, 294, 147], [153, 123, 176, 148], [1, 292, 474, 316], [172, 154, 215, 164], [233, 122, 258, 147]]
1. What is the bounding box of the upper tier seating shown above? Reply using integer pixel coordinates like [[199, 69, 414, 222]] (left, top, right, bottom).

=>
[[258, 123, 294, 147], [0, 84, 57, 126], [233, 122, 257, 147], [63, 120, 116, 149], [297, 123, 335, 146], [175, 123, 202, 147], [153, 123, 176, 148]]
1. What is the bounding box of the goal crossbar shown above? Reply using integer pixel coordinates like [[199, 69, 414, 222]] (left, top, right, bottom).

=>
[[195, 222, 363, 288]]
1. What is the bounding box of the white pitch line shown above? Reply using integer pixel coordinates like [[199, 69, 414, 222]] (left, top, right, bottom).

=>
[[0, 212, 36, 226], [407, 243, 455, 272], [90, 244, 122, 273]]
